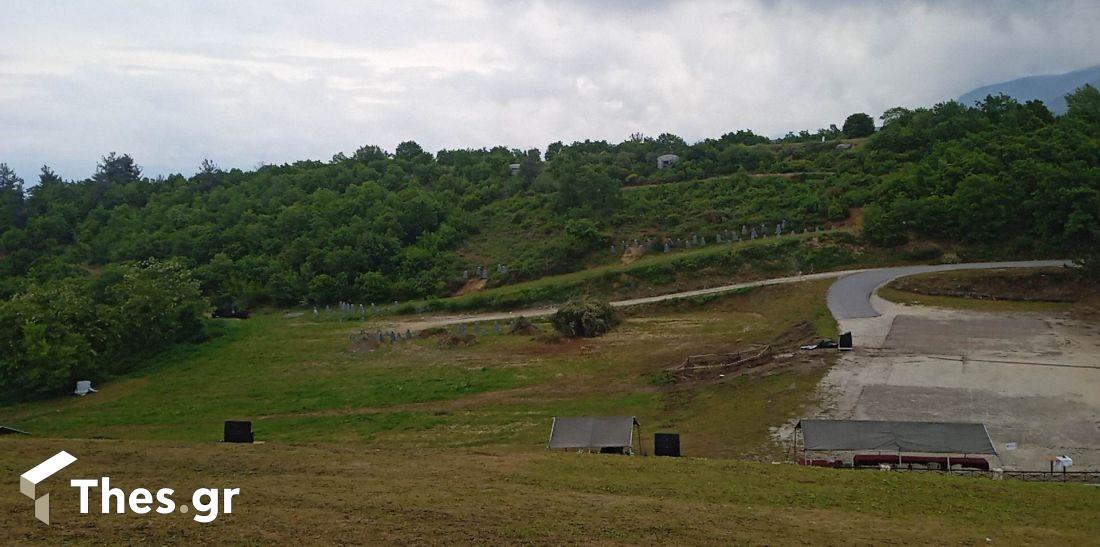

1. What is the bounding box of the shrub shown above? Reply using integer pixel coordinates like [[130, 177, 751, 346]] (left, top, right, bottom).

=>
[[645, 370, 677, 386], [550, 298, 620, 337], [439, 333, 477, 347], [901, 244, 942, 262], [940, 252, 962, 264], [507, 315, 539, 335], [862, 205, 908, 246], [418, 326, 448, 338], [564, 218, 604, 251]]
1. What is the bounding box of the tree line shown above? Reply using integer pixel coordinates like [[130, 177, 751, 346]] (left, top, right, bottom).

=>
[[0, 88, 1097, 398]]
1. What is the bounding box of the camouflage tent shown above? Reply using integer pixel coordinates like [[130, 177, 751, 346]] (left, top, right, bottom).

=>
[[548, 416, 639, 453]]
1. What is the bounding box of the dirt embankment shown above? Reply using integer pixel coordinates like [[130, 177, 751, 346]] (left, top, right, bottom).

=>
[[889, 268, 1097, 303], [664, 321, 824, 382], [454, 277, 487, 296], [620, 245, 645, 265]]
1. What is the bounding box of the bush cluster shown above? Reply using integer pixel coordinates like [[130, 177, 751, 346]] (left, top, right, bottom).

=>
[[0, 259, 208, 400], [551, 298, 620, 338]]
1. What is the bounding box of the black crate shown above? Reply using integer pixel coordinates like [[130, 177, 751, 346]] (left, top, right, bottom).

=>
[[654, 432, 681, 457], [839, 331, 853, 351], [223, 420, 254, 443]]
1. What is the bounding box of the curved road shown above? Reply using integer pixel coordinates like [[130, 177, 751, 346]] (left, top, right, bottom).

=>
[[391, 260, 1070, 331], [826, 260, 1071, 319], [391, 269, 874, 331]]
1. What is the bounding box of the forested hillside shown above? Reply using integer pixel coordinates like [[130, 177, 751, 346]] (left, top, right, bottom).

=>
[[1, 86, 1098, 398]]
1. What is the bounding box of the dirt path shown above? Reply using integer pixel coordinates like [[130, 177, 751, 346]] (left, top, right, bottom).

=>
[[384, 261, 1069, 332], [620, 245, 644, 264], [385, 269, 867, 331]]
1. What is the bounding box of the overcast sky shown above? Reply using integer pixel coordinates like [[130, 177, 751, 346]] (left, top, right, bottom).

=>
[[2, 0, 1099, 181]]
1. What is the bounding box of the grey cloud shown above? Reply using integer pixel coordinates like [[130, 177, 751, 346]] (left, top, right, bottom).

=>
[[1, 0, 1098, 181]]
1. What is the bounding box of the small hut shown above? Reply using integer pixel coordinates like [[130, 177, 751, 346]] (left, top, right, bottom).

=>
[[795, 419, 997, 470]]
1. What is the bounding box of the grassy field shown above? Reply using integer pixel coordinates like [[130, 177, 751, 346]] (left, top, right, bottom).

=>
[[4, 275, 1098, 543], [878, 285, 1075, 313], [3, 439, 1099, 545], [879, 267, 1099, 317], [0, 281, 837, 457]]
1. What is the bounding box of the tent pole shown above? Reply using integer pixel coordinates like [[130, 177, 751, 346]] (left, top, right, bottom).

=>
[[802, 424, 809, 465]]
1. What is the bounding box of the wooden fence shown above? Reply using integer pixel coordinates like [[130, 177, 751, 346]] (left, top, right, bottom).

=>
[[667, 345, 773, 379], [852, 466, 1100, 484]]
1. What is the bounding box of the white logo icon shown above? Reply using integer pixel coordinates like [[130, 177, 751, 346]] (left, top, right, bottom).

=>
[[20, 451, 78, 524]]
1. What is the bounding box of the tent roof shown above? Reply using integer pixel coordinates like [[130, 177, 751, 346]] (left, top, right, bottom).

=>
[[797, 419, 997, 455], [548, 416, 637, 449]]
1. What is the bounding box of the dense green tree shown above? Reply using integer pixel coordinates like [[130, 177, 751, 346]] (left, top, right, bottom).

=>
[[193, 159, 222, 191], [718, 130, 770, 146], [355, 271, 391, 303], [308, 273, 341, 304], [0, 259, 206, 400], [517, 148, 542, 188], [879, 107, 913, 128], [564, 218, 604, 251], [861, 204, 908, 246], [550, 159, 621, 217], [1065, 84, 1100, 125], [38, 165, 62, 186], [842, 113, 876, 138], [353, 144, 390, 163], [0, 163, 24, 229], [395, 140, 431, 163], [94, 152, 142, 185]]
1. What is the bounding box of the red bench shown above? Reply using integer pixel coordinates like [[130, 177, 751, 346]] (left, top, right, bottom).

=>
[[852, 454, 988, 470], [799, 458, 844, 468]]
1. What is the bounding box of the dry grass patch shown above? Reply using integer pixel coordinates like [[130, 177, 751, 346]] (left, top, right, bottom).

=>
[[1, 439, 1097, 545]]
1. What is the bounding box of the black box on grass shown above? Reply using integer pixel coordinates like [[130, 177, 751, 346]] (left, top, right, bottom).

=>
[[224, 420, 254, 443], [654, 432, 681, 457]]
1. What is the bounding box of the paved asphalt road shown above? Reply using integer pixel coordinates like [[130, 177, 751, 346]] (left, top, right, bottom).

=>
[[825, 260, 1072, 319]]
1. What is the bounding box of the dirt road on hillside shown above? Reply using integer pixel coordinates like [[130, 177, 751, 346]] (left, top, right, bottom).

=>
[[383, 260, 1067, 332]]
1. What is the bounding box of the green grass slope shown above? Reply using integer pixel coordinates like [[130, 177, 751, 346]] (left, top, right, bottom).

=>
[[0, 281, 836, 457], [1, 440, 1097, 544]]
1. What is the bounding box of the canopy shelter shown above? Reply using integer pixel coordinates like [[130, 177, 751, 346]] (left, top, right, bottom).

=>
[[797, 419, 997, 455], [548, 416, 639, 453]]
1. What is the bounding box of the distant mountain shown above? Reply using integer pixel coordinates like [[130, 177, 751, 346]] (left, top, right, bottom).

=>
[[958, 64, 1100, 114]]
